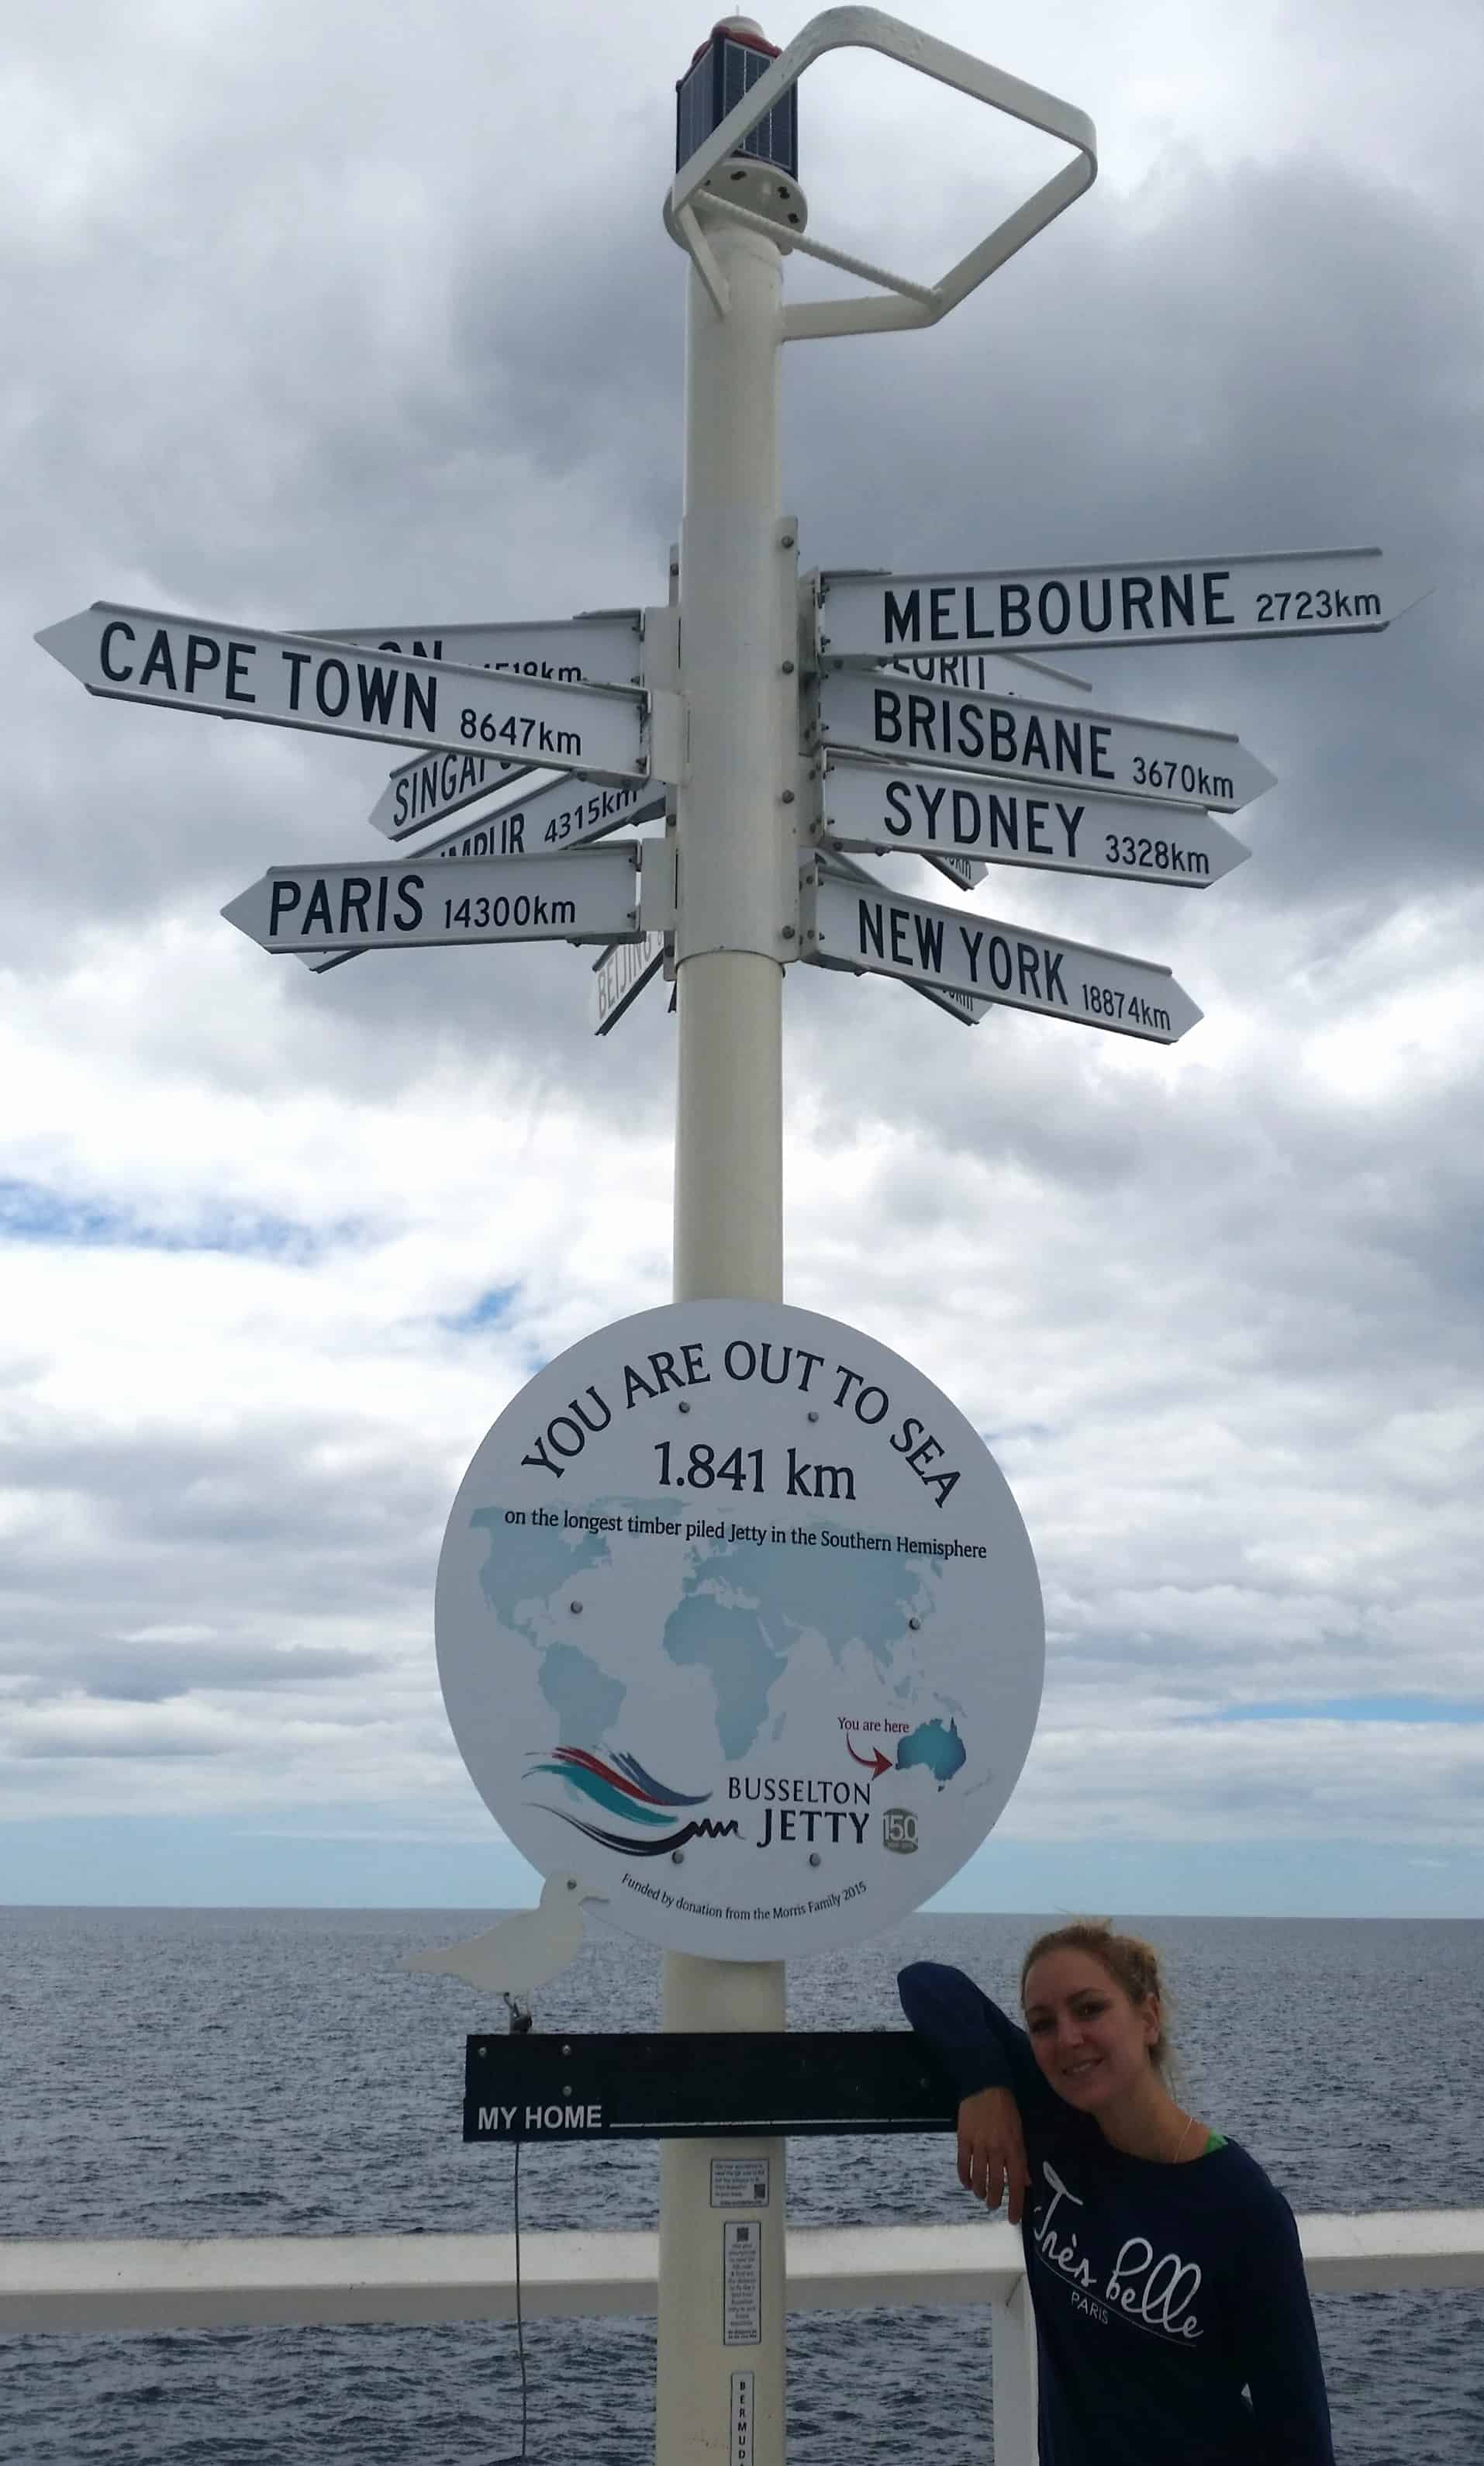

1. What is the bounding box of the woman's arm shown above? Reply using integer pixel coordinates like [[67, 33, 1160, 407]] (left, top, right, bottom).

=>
[[897, 1961, 1044, 2105], [1230, 2186, 1336, 2464], [897, 1961, 1051, 2221]]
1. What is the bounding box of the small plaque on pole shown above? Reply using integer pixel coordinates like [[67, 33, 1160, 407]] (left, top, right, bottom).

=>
[[712, 2157, 770, 2207], [723, 2222, 763, 2346], [730, 2371, 755, 2466]]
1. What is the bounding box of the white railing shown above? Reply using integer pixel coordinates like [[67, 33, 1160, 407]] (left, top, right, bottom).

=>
[[5, 2212, 1483, 2462]]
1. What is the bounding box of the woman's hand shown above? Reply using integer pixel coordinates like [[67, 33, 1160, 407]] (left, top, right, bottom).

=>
[[957, 2086, 1030, 2223]]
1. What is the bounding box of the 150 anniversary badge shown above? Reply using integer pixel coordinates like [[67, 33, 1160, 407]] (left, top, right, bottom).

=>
[[434, 1301, 1044, 1958]]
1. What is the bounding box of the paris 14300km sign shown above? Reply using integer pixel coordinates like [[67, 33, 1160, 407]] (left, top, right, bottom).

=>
[[435, 1302, 1044, 1958]]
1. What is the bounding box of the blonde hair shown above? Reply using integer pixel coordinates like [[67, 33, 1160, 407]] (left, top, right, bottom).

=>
[[1020, 1919, 1173, 2079]]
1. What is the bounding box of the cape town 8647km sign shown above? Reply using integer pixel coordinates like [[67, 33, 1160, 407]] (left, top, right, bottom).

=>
[[435, 1302, 1044, 1959]]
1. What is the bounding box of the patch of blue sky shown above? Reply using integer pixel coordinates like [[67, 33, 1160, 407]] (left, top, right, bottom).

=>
[[0, 1176, 343, 1262], [440, 1283, 522, 1335], [980, 1421, 1058, 1455], [1189, 1695, 1484, 1725]]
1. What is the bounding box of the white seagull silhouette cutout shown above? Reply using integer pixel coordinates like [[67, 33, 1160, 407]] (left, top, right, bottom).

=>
[[404, 1873, 608, 2029]]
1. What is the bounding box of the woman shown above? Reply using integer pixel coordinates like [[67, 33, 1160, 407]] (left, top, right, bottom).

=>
[[899, 1922, 1334, 2465]]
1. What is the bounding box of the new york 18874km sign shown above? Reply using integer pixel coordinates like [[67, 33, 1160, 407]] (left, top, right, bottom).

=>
[[435, 1302, 1044, 1960]]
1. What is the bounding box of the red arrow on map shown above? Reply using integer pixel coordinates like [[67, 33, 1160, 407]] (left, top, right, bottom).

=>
[[844, 1735, 892, 1780]]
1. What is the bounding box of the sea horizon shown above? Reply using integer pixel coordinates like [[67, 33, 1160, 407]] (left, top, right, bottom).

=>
[[8, 1904, 1481, 2464], [5, 1896, 1480, 1921]]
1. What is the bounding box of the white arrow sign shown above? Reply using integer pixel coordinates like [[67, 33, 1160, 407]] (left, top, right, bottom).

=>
[[36, 603, 654, 782], [224, 845, 642, 956], [366, 616, 669, 838], [819, 546, 1417, 661], [921, 850, 987, 893], [803, 862, 1201, 1045], [819, 850, 989, 1029], [817, 668, 1273, 813], [309, 612, 644, 691], [882, 648, 1092, 693], [823, 755, 1250, 889], [592, 931, 668, 1033], [912, 980, 990, 1027], [415, 769, 665, 863], [372, 749, 536, 840], [375, 759, 664, 851], [302, 772, 667, 976]]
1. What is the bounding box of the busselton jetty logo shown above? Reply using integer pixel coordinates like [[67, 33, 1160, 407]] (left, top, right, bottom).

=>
[[527, 1746, 740, 1858]]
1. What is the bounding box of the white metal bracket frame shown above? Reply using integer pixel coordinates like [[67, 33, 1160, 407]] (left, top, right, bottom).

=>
[[664, 7, 1096, 342]]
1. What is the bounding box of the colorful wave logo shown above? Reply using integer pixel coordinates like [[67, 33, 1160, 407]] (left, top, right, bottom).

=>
[[529, 1746, 739, 1858]]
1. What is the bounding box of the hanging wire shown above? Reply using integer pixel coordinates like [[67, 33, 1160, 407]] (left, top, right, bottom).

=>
[[491, 2138, 530, 2466]]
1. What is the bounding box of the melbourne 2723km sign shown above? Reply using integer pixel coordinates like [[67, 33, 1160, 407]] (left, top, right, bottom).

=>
[[434, 1301, 1044, 1959]]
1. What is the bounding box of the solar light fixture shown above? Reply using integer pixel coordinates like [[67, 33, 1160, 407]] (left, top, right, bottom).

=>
[[676, 16, 799, 178], [664, 10, 1097, 342]]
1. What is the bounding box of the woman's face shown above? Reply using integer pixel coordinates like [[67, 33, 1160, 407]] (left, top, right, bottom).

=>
[[1021, 1948, 1161, 2112]]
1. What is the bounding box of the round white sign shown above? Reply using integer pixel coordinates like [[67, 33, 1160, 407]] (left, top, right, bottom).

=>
[[435, 1301, 1043, 1959]]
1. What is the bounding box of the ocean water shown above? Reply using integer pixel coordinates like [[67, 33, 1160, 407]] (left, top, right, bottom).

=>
[[2, 1905, 1482, 2464]]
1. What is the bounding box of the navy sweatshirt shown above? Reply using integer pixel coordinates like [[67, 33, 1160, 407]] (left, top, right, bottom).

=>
[[899, 1962, 1334, 2466]]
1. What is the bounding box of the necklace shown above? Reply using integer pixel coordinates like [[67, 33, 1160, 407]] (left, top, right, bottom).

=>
[[1171, 2112, 1199, 2164]]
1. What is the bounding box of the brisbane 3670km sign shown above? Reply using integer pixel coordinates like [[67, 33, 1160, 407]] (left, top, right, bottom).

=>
[[435, 1301, 1044, 1959]]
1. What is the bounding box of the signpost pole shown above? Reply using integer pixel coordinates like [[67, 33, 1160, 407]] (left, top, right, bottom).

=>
[[661, 38, 789, 2461]]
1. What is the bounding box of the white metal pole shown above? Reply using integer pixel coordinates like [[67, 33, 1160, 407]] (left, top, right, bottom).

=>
[[658, 170, 790, 2466]]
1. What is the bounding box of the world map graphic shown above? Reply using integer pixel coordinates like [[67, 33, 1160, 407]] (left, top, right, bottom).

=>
[[469, 1498, 971, 1800]]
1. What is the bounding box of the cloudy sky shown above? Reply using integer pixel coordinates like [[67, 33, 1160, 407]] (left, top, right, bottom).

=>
[[4, 0, 1482, 1920]]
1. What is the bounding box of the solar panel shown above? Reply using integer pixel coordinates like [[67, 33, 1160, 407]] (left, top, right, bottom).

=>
[[675, 26, 799, 179]]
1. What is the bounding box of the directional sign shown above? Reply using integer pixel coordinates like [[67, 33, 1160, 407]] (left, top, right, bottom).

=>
[[309, 612, 644, 691], [823, 755, 1250, 889], [372, 749, 535, 841], [301, 775, 667, 977], [817, 667, 1273, 813], [375, 762, 665, 856], [592, 931, 668, 1033], [804, 862, 1201, 1045], [224, 846, 642, 956], [36, 603, 653, 782], [880, 648, 1092, 694], [819, 547, 1414, 661], [799, 932, 981, 1031], [913, 981, 990, 1027], [920, 850, 986, 893], [819, 850, 989, 1030]]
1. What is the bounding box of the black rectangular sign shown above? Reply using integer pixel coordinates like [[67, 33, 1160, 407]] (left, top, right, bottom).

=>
[[463, 2031, 958, 2142]]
